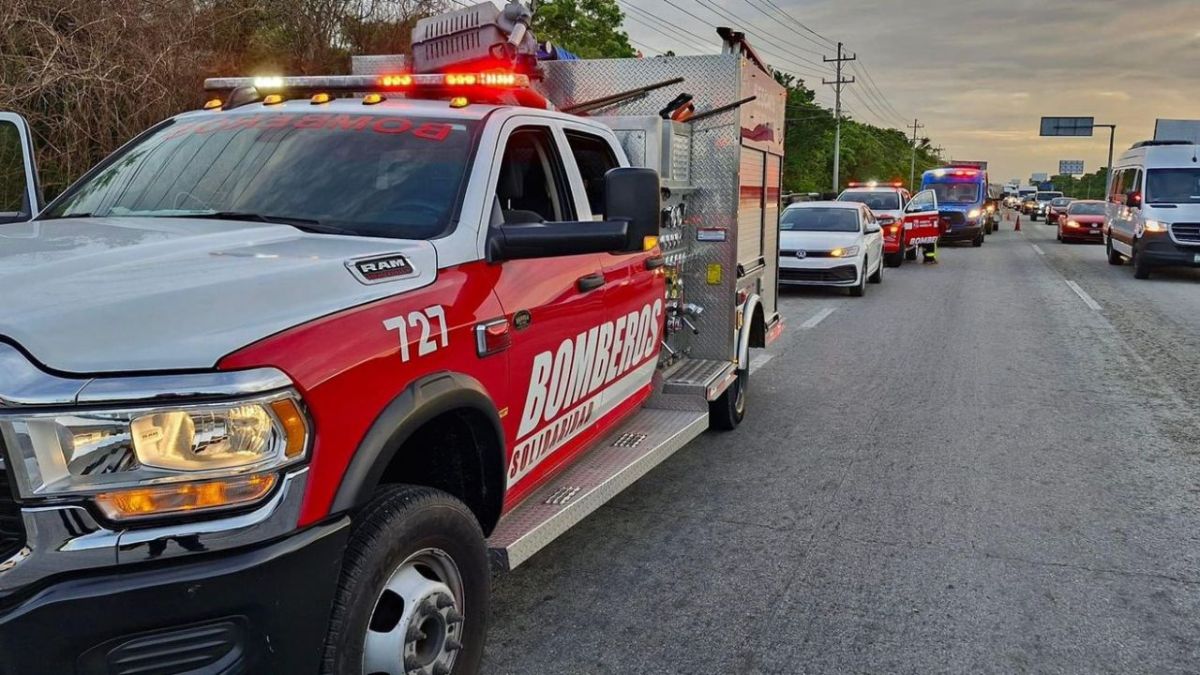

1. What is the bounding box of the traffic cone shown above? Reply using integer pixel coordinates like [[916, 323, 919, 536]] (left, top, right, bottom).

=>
[[1014, 215, 1021, 232]]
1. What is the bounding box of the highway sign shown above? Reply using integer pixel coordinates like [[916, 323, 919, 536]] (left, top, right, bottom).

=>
[[1031, 172, 1049, 183], [1040, 117, 1095, 137], [1059, 160, 1085, 175]]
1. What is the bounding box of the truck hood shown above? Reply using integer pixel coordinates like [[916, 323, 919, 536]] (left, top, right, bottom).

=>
[[0, 218, 438, 374]]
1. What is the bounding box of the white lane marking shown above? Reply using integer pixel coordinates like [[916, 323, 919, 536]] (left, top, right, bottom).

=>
[[1031, 244, 1045, 255], [800, 307, 837, 329], [1065, 280, 1102, 311], [749, 353, 774, 374]]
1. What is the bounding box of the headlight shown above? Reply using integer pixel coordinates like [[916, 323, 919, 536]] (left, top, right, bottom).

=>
[[967, 209, 982, 219], [0, 393, 307, 520], [830, 245, 861, 258], [1144, 220, 1169, 233], [1066, 220, 1080, 228], [986, 204, 996, 213]]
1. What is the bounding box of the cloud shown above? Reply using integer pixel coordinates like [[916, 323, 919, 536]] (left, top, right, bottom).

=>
[[622, 0, 1200, 180]]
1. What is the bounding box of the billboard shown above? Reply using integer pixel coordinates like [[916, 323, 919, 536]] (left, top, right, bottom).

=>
[[1031, 172, 1049, 183], [1059, 160, 1085, 175], [1040, 117, 1095, 137]]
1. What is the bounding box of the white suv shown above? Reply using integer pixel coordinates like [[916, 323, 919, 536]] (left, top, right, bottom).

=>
[[778, 201, 884, 297]]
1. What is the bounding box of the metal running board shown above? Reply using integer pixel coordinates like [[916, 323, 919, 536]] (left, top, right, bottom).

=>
[[487, 407, 709, 571], [660, 358, 736, 400]]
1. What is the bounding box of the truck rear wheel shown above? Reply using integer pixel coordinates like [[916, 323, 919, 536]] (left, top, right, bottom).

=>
[[884, 251, 904, 268], [322, 485, 489, 675], [710, 367, 747, 430], [904, 246, 918, 261]]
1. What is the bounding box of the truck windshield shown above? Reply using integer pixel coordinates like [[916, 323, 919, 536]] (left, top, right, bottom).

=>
[[838, 191, 900, 210], [927, 183, 979, 204], [43, 112, 480, 239], [781, 208, 859, 232], [1146, 169, 1200, 204]]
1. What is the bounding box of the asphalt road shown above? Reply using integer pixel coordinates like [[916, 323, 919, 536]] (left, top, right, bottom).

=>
[[482, 210, 1200, 674]]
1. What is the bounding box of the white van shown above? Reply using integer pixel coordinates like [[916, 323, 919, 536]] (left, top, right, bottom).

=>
[[1105, 140, 1200, 279]]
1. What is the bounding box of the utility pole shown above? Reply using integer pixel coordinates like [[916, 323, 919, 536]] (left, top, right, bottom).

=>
[[908, 118, 924, 192], [823, 42, 855, 194]]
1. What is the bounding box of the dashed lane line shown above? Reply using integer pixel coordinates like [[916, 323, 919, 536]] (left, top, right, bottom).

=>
[[800, 307, 837, 330], [1065, 280, 1103, 311], [1031, 244, 1045, 256], [749, 353, 774, 374]]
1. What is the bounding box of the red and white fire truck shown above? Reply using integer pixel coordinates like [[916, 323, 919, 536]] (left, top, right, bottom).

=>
[[0, 2, 783, 673]]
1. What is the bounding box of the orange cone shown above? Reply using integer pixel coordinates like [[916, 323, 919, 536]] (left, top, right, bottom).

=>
[[1014, 215, 1021, 232]]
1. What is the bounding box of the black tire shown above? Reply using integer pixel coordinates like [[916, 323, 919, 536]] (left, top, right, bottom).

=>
[[322, 485, 489, 675], [849, 262, 866, 297], [868, 258, 883, 283], [1132, 241, 1151, 279], [972, 233, 984, 247], [884, 250, 904, 268], [905, 246, 918, 261], [710, 367, 747, 430], [1106, 236, 1124, 265]]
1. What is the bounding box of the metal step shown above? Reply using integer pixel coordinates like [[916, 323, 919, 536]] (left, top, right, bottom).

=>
[[660, 358, 736, 400], [487, 407, 709, 571]]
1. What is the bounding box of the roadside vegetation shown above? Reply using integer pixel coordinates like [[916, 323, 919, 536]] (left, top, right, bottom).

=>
[[1, 0, 945, 199]]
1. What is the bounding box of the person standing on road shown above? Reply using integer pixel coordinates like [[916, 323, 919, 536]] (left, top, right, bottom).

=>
[[922, 240, 938, 264]]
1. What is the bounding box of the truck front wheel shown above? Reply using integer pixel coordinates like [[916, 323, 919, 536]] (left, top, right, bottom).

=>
[[322, 485, 489, 675], [710, 367, 747, 430]]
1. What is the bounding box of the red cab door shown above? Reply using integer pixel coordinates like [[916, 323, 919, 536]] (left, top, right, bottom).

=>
[[903, 189, 941, 248], [562, 126, 664, 415], [485, 122, 612, 505]]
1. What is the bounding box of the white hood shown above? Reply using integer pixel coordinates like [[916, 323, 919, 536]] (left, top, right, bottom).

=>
[[780, 230, 863, 251], [0, 218, 438, 373]]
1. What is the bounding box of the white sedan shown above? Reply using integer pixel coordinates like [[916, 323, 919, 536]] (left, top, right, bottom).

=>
[[778, 201, 884, 297]]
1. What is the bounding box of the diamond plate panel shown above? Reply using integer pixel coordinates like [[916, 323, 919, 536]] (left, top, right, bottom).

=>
[[488, 407, 708, 570], [540, 56, 743, 367]]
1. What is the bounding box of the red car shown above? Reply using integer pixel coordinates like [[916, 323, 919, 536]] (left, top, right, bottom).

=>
[[1057, 199, 1107, 243], [836, 183, 914, 266], [1045, 196, 1074, 225]]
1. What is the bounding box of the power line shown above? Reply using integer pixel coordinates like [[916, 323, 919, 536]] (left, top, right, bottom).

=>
[[755, 0, 837, 48], [738, 0, 832, 55], [691, 0, 834, 73]]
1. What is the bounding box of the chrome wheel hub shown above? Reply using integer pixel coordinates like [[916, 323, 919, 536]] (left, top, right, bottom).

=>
[[363, 549, 464, 675]]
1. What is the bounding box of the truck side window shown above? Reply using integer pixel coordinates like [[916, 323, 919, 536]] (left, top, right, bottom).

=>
[[565, 130, 619, 219], [495, 127, 574, 225]]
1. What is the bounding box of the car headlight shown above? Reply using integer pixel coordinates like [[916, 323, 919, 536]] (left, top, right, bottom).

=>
[[967, 209, 982, 219], [1066, 220, 1080, 228], [830, 245, 861, 258], [0, 393, 308, 521], [1144, 220, 1170, 233]]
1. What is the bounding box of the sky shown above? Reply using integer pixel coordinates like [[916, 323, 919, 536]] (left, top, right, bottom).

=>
[[616, 0, 1200, 183]]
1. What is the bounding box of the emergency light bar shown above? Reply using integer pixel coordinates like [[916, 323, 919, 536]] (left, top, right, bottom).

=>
[[203, 72, 530, 95], [847, 181, 905, 188]]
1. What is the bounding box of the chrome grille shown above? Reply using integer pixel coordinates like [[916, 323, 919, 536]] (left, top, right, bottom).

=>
[[1171, 222, 1200, 244], [0, 455, 24, 560]]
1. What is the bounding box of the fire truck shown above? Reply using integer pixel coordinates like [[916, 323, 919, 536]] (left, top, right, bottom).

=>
[[0, 2, 783, 673]]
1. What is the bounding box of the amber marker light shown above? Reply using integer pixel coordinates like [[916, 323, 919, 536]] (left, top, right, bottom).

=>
[[95, 474, 278, 521]]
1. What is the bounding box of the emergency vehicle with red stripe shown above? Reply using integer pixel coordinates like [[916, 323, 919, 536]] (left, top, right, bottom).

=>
[[0, 2, 783, 672]]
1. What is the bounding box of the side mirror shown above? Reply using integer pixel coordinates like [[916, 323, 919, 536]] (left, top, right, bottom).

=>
[[487, 220, 629, 261], [1125, 191, 1141, 208], [864, 221, 881, 233], [604, 167, 660, 252]]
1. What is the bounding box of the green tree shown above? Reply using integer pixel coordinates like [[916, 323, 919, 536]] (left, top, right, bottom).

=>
[[531, 0, 636, 59]]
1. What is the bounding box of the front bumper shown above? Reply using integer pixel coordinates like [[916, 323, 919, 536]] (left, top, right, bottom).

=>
[[940, 225, 983, 243], [1062, 224, 1104, 241], [0, 518, 348, 674], [1136, 234, 1200, 267], [779, 260, 861, 286]]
